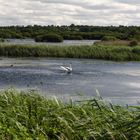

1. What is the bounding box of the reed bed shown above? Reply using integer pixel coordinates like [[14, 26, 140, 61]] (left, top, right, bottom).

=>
[[0, 43, 140, 61], [95, 40, 140, 46], [0, 89, 140, 139]]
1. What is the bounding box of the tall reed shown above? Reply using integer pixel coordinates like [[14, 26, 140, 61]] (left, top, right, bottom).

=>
[[0, 43, 140, 61], [0, 89, 140, 139]]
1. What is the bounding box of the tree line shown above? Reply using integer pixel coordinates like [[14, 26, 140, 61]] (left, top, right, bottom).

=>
[[0, 24, 140, 42]]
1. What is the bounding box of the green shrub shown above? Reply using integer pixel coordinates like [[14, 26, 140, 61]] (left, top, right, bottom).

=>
[[63, 35, 83, 40], [102, 36, 117, 41], [132, 47, 140, 54], [0, 38, 4, 42], [129, 40, 138, 47], [35, 33, 63, 42]]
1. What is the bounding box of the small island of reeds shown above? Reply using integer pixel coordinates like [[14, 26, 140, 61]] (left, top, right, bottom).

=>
[[0, 41, 140, 61]]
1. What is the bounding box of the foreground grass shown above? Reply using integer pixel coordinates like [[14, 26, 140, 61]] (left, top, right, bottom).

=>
[[0, 43, 140, 61], [0, 89, 140, 139]]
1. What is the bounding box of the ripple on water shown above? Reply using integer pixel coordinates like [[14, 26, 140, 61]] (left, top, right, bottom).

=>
[[0, 57, 140, 105]]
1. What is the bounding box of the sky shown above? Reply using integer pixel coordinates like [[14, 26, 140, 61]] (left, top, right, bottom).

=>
[[0, 0, 140, 26]]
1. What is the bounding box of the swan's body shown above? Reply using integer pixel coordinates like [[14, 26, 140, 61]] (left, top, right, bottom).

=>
[[60, 64, 72, 73]]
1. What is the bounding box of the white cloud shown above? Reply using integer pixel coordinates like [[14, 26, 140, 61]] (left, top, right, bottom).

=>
[[0, 0, 140, 26]]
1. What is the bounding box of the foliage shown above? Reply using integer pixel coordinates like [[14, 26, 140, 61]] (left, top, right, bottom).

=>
[[63, 35, 83, 40], [129, 40, 138, 47], [0, 38, 4, 42], [0, 89, 140, 139], [132, 47, 140, 54], [102, 36, 117, 41], [35, 33, 63, 42], [0, 25, 140, 41]]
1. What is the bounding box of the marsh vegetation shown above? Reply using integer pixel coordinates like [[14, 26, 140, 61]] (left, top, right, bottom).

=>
[[0, 89, 140, 139], [0, 43, 140, 61]]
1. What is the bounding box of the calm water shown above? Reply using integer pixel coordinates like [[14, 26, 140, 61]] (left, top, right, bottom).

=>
[[0, 57, 140, 105], [5, 39, 97, 46]]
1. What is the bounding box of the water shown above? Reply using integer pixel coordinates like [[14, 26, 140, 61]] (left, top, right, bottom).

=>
[[0, 57, 140, 105], [5, 39, 97, 46]]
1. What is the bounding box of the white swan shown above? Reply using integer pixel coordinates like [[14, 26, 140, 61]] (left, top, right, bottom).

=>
[[60, 64, 72, 73]]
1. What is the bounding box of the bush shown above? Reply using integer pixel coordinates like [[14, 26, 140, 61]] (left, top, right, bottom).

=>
[[0, 38, 4, 42], [63, 35, 83, 40], [129, 40, 138, 47], [102, 36, 117, 41], [35, 33, 63, 42], [132, 47, 140, 54]]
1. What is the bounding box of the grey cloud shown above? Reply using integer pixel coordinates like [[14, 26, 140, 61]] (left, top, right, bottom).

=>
[[114, 0, 140, 5], [0, 0, 140, 26]]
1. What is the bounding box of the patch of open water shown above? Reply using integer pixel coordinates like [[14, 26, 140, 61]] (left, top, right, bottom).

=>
[[0, 57, 140, 105]]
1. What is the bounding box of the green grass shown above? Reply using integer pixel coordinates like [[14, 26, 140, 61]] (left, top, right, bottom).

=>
[[0, 89, 140, 139], [0, 43, 140, 61]]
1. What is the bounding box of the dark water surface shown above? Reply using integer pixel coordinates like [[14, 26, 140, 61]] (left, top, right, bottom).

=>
[[0, 57, 140, 105]]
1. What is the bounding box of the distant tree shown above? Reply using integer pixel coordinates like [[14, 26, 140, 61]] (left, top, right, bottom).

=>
[[1, 25, 140, 41]]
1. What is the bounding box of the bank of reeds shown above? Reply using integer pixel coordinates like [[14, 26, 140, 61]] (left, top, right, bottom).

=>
[[95, 40, 131, 46], [0, 89, 140, 139], [0, 43, 140, 61]]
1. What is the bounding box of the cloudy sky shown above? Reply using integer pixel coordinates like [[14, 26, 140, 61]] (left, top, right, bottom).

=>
[[0, 0, 140, 26]]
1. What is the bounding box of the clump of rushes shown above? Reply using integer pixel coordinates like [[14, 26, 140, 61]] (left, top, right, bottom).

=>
[[0, 89, 140, 139]]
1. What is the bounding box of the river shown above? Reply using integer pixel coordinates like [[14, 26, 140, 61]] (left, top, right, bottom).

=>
[[5, 39, 98, 46], [0, 57, 140, 105]]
